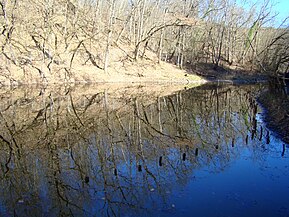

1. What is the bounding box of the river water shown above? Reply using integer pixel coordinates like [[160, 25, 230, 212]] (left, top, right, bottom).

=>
[[0, 83, 288, 217]]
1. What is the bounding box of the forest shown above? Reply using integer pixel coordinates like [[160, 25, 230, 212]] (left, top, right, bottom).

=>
[[0, 0, 289, 84]]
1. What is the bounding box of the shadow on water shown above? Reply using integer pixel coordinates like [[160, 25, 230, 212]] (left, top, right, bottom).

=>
[[0, 83, 288, 217], [258, 80, 289, 144]]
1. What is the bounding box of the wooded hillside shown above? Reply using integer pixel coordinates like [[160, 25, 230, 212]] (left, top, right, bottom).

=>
[[0, 0, 288, 85]]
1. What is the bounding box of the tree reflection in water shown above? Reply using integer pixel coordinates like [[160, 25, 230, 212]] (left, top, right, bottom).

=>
[[258, 81, 289, 144], [0, 84, 288, 217]]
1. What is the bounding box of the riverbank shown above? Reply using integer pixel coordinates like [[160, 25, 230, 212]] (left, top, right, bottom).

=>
[[1, 0, 287, 89], [0, 59, 271, 87], [0, 59, 206, 86]]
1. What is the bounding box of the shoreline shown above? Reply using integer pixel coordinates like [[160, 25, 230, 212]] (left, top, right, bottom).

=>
[[0, 58, 271, 88], [0, 76, 270, 89]]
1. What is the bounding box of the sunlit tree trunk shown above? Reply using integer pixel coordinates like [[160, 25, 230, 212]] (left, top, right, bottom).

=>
[[104, 0, 116, 73]]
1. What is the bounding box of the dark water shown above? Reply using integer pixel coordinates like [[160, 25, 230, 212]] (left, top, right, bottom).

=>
[[0, 84, 288, 217], [258, 81, 289, 144]]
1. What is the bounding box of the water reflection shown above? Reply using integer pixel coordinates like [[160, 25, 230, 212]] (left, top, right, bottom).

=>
[[0, 84, 288, 217], [258, 81, 289, 144]]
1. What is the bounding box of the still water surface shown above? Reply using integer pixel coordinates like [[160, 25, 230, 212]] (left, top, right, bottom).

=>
[[0, 83, 288, 217]]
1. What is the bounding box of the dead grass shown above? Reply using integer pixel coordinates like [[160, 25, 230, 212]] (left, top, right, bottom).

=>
[[0, 3, 207, 87], [0, 53, 206, 86]]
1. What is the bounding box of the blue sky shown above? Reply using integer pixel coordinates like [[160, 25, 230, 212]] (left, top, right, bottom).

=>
[[272, 0, 289, 25], [237, 0, 289, 27]]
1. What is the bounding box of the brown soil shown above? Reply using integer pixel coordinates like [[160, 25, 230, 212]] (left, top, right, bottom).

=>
[[0, 54, 205, 86]]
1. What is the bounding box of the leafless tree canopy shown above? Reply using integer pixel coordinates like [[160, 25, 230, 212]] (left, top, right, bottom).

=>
[[0, 0, 288, 83]]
